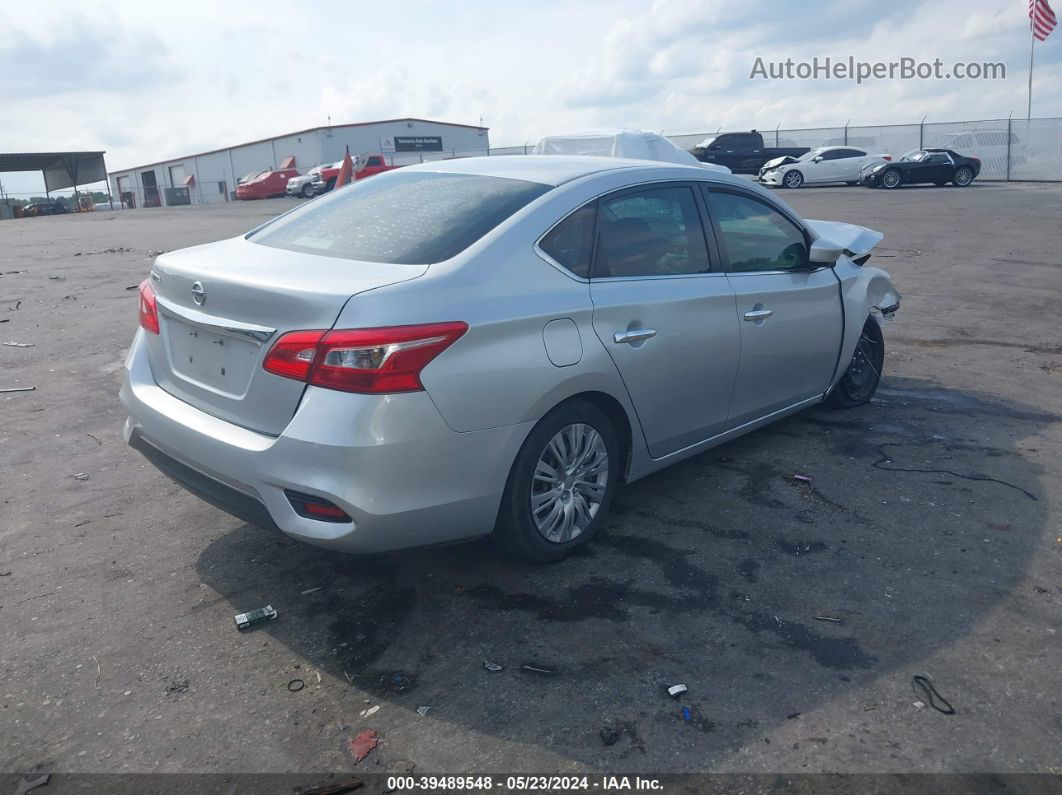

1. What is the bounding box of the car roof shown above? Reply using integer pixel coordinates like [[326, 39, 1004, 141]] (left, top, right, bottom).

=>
[[402, 154, 752, 188]]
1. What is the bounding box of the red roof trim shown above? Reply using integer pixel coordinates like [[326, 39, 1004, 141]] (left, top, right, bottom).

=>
[[110, 118, 489, 175]]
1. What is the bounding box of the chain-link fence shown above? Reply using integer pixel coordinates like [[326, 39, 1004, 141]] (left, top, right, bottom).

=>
[[678, 117, 1060, 181], [333, 119, 1062, 182]]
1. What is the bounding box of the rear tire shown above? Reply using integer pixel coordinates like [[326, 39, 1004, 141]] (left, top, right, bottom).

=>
[[494, 400, 619, 562], [827, 318, 885, 409], [952, 167, 975, 186]]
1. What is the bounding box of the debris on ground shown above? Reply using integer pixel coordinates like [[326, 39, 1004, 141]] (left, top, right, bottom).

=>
[[288, 678, 305, 692], [0, 570, 12, 576], [125, 285, 138, 290], [3, 342, 34, 347], [483, 660, 503, 672], [48, 275, 65, 281], [359, 705, 380, 718], [72, 473, 90, 481], [298, 776, 364, 795], [600, 725, 621, 746], [667, 684, 688, 698], [348, 729, 379, 765], [13, 771, 50, 795], [0, 319, 8, 323], [912, 674, 956, 714], [814, 615, 842, 623], [416, 706, 431, 717], [793, 474, 813, 482], [234, 605, 278, 630], [913, 700, 925, 709], [0, 386, 36, 393], [787, 712, 801, 720], [301, 586, 322, 595], [520, 664, 556, 675], [676, 704, 715, 732]]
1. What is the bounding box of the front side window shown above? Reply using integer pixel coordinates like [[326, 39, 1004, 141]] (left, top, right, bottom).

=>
[[594, 186, 711, 278], [708, 191, 809, 273], [251, 171, 551, 264], [539, 203, 596, 278]]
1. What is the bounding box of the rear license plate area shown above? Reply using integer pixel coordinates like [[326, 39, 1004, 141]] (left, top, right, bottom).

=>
[[167, 319, 259, 396]]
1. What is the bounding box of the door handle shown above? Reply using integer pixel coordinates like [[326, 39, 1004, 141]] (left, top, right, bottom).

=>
[[743, 308, 773, 321], [613, 328, 657, 344]]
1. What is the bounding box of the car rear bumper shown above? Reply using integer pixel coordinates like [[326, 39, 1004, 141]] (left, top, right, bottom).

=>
[[120, 330, 532, 554]]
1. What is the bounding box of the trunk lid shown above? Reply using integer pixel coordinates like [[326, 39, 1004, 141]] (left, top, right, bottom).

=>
[[144, 236, 427, 435]]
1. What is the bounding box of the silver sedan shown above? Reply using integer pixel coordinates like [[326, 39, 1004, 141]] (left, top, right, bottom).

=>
[[121, 156, 900, 561]]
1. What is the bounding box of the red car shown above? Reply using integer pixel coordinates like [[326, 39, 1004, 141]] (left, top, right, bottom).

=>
[[311, 154, 400, 193], [236, 168, 301, 200]]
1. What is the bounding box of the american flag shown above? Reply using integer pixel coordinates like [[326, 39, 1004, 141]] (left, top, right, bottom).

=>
[[1029, 0, 1057, 41]]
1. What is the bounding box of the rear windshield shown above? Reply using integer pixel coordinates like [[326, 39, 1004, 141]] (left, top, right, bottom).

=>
[[250, 171, 551, 264]]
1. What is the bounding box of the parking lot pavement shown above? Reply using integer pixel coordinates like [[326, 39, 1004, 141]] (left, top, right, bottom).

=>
[[1, 185, 1060, 776]]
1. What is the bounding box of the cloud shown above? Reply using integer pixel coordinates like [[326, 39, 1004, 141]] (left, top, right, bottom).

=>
[[0, 14, 173, 99]]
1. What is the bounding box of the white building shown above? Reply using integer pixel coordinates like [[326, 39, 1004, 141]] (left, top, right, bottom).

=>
[[108, 117, 490, 208]]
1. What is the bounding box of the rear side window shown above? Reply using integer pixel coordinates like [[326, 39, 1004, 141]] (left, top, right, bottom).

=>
[[251, 171, 551, 264], [539, 203, 596, 278], [594, 186, 711, 278]]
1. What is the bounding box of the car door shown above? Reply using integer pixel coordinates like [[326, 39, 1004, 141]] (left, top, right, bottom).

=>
[[702, 186, 843, 427], [832, 148, 868, 182], [921, 152, 952, 183], [803, 149, 840, 183], [586, 183, 741, 458]]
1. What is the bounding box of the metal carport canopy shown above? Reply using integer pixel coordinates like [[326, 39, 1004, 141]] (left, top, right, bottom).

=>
[[0, 151, 107, 192]]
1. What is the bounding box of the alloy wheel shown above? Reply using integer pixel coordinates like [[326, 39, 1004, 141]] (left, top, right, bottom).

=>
[[530, 423, 609, 544], [783, 171, 803, 188], [954, 168, 973, 186], [882, 170, 901, 188]]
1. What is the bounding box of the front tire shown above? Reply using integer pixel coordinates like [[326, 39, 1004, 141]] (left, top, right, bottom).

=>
[[880, 169, 903, 189], [494, 401, 619, 562], [301, 183, 315, 198], [782, 170, 804, 189], [952, 167, 975, 186], [827, 318, 885, 409]]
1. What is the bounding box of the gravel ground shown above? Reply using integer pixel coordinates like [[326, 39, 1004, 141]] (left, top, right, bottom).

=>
[[1, 183, 1060, 784]]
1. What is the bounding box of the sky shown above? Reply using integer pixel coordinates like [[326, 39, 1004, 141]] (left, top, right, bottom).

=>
[[1, 0, 1059, 197]]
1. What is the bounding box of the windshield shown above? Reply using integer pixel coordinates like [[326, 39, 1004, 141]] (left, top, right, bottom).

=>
[[251, 171, 274, 182], [240, 171, 266, 183], [251, 170, 551, 264], [697, 137, 716, 149], [901, 150, 928, 162]]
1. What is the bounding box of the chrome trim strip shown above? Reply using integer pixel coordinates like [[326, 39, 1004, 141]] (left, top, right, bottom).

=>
[[155, 295, 276, 343]]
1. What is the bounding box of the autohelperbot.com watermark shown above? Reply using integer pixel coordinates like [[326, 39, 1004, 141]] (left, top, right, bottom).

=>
[[750, 56, 1006, 84]]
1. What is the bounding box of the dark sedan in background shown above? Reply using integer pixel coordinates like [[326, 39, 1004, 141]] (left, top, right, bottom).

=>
[[860, 148, 981, 189]]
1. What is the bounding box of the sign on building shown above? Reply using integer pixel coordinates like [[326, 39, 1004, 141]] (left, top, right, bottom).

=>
[[393, 136, 443, 152]]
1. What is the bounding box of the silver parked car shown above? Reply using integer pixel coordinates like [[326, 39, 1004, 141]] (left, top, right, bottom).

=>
[[122, 156, 900, 561]]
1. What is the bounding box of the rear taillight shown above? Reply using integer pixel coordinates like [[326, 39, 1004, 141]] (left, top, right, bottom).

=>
[[263, 322, 468, 394], [138, 280, 160, 334], [882, 155, 892, 161]]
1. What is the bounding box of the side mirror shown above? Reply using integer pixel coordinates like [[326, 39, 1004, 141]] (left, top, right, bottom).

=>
[[809, 238, 843, 265], [813, 156, 823, 162]]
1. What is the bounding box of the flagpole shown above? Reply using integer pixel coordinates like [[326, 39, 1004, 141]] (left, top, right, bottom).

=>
[[1028, 14, 1035, 119]]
